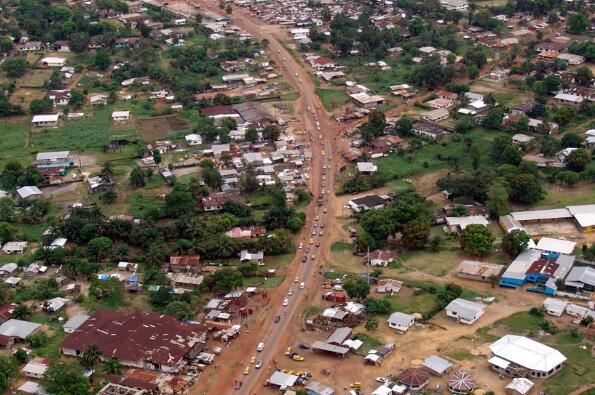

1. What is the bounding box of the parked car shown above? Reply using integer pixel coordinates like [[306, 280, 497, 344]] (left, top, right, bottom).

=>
[[298, 343, 310, 349], [257, 342, 265, 352], [301, 256, 307, 263], [255, 360, 263, 369], [274, 315, 281, 323], [282, 298, 288, 306]]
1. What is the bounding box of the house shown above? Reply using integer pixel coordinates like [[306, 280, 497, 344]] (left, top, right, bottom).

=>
[[0, 319, 42, 342], [554, 92, 583, 105], [34, 151, 74, 169], [239, 250, 264, 262], [423, 108, 449, 122], [350, 92, 385, 109], [22, 358, 50, 379], [0, 263, 17, 277], [426, 98, 454, 110], [448, 370, 477, 394], [90, 94, 108, 106], [356, 162, 378, 175], [440, 0, 468, 10], [445, 298, 486, 325], [61, 309, 207, 372], [42, 297, 69, 313], [16, 186, 42, 200], [111, 111, 130, 124], [31, 114, 59, 128], [326, 327, 352, 345], [63, 314, 90, 333], [455, 261, 504, 282], [40, 57, 66, 67], [557, 53, 585, 65], [419, 46, 437, 56], [201, 191, 240, 211], [387, 312, 415, 332], [411, 120, 447, 139], [48, 90, 71, 106], [53, 40, 70, 52], [225, 226, 266, 239], [543, 298, 568, 316], [445, 216, 489, 234], [376, 279, 402, 294], [535, 237, 576, 256], [310, 56, 336, 70], [505, 378, 534, 395], [168, 256, 201, 273], [185, 133, 203, 146], [512, 134, 534, 146], [87, 176, 114, 194], [534, 42, 566, 53], [423, 355, 454, 376], [2, 241, 28, 255], [488, 335, 566, 378], [19, 41, 46, 51], [368, 250, 395, 267], [398, 368, 429, 390], [348, 194, 389, 213], [219, 61, 246, 72], [564, 266, 595, 293], [567, 204, 595, 232], [115, 37, 141, 49]]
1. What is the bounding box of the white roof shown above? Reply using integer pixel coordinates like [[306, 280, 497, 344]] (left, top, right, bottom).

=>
[[511, 208, 572, 221], [565, 266, 595, 287], [31, 114, 59, 123], [445, 215, 489, 229], [185, 133, 202, 142], [63, 314, 90, 330], [16, 186, 42, 198], [371, 385, 392, 395], [350, 92, 384, 104], [268, 371, 299, 387], [505, 378, 534, 395], [18, 381, 46, 394], [388, 312, 415, 326], [22, 361, 49, 375], [446, 298, 485, 317], [0, 263, 17, 273], [567, 204, 595, 227], [554, 92, 583, 103], [489, 335, 566, 372], [36, 151, 70, 161], [423, 355, 453, 374], [543, 298, 568, 314], [112, 111, 130, 118], [535, 237, 576, 255], [357, 162, 378, 172], [0, 319, 42, 339]]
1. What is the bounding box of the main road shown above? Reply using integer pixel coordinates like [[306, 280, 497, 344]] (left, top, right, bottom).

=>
[[165, 1, 343, 393]]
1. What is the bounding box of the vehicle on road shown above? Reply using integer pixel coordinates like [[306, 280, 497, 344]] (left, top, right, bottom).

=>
[[299, 343, 310, 349], [322, 284, 331, 289], [288, 289, 293, 295], [316, 241, 320, 247], [283, 298, 289, 306], [274, 315, 281, 323], [299, 282, 305, 289], [257, 342, 265, 352], [315, 215, 319, 221], [243, 366, 250, 375], [320, 223, 325, 228], [323, 208, 327, 213], [250, 356, 256, 364], [285, 347, 291, 355], [294, 276, 299, 283], [255, 360, 263, 369], [311, 229, 316, 235], [305, 247, 309, 253], [309, 238, 314, 244], [376, 377, 388, 383], [283, 57, 287, 61], [298, 242, 303, 249], [234, 380, 242, 390], [301, 256, 307, 263], [311, 255, 316, 260], [291, 353, 304, 361], [319, 230, 324, 236], [350, 382, 361, 389]]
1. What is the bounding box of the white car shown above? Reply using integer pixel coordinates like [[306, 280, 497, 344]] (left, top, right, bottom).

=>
[[299, 282, 305, 289], [376, 377, 388, 383], [288, 289, 293, 296], [283, 298, 289, 306], [298, 242, 303, 249]]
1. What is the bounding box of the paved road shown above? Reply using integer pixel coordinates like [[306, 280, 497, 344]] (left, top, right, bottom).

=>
[[166, 2, 342, 393]]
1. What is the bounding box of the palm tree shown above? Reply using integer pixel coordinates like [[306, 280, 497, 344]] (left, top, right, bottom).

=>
[[145, 243, 166, 267], [81, 343, 102, 370], [104, 357, 121, 375], [100, 161, 114, 180]]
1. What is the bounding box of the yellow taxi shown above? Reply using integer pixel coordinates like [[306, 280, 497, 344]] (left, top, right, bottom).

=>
[[319, 230, 324, 236], [309, 238, 314, 244], [315, 215, 319, 221], [350, 383, 361, 389], [322, 175, 326, 180], [285, 347, 291, 355], [244, 366, 250, 375], [321, 150, 325, 156], [318, 134, 322, 139], [294, 277, 299, 283], [323, 208, 327, 213], [322, 284, 331, 289], [311, 255, 316, 260], [250, 356, 256, 364], [292, 354, 304, 361]]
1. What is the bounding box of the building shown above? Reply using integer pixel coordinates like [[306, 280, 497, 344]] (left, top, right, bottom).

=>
[[48, 90, 71, 106], [347, 194, 389, 213], [557, 53, 585, 65], [505, 378, 534, 395], [411, 120, 447, 139], [426, 98, 454, 109], [423, 355, 454, 376], [111, 111, 130, 124], [368, 250, 395, 267], [445, 298, 486, 325], [63, 314, 90, 333], [356, 162, 378, 175], [445, 216, 489, 234], [455, 261, 504, 282], [398, 368, 429, 390], [387, 312, 415, 332], [61, 309, 207, 372], [423, 108, 449, 122], [376, 279, 402, 294], [225, 226, 267, 239], [488, 335, 566, 378], [440, 0, 468, 11], [564, 266, 595, 293], [567, 204, 595, 232], [0, 319, 42, 342], [326, 327, 352, 345], [40, 57, 66, 67], [2, 241, 28, 254], [168, 255, 201, 273], [447, 370, 477, 394], [31, 114, 59, 128], [501, 204, 595, 233], [34, 151, 74, 169], [554, 92, 583, 105], [185, 133, 203, 146], [350, 92, 385, 109], [16, 186, 42, 200], [543, 298, 568, 317]]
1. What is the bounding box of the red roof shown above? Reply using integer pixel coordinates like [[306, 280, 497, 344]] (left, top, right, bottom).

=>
[[313, 56, 335, 65], [0, 334, 12, 347], [170, 256, 201, 267], [109, 369, 159, 391], [370, 250, 395, 262], [61, 310, 206, 367], [527, 258, 558, 277], [399, 368, 429, 387], [437, 90, 457, 99], [0, 303, 16, 321], [200, 105, 236, 117]]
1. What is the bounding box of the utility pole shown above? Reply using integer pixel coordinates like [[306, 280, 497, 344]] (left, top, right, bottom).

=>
[[366, 245, 370, 285]]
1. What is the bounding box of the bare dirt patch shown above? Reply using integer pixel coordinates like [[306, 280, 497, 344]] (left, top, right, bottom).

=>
[[10, 88, 47, 107], [522, 220, 583, 241], [138, 115, 191, 140]]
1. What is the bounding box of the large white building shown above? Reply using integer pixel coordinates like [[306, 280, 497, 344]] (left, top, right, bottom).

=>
[[440, 0, 469, 11], [488, 335, 566, 378]]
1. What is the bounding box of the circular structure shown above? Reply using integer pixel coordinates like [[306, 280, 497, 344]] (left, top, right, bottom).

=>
[[448, 370, 477, 394], [398, 367, 430, 390], [410, 359, 424, 367]]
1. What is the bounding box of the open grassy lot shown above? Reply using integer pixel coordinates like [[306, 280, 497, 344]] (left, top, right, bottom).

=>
[[315, 88, 349, 112], [534, 183, 595, 209], [138, 115, 191, 140], [17, 69, 53, 88], [0, 120, 30, 167], [381, 292, 438, 315]]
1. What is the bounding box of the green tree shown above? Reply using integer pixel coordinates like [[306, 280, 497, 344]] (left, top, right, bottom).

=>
[[576, 66, 593, 85], [245, 127, 258, 142], [1, 58, 29, 78], [41, 361, 90, 395], [69, 32, 89, 54], [567, 13, 589, 34], [202, 167, 222, 189], [401, 219, 430, 250], [164, 301, 195, 321], [0, 356, 17, 393], [129, 166, 146, 188], [566, 149, 591, 172], [11, 303, 32, 320], [459, 224, 494, 256], [104, 357, 121, 375], [152, 149, 162, 165], [29, 97, 53, 114], [100, 161, 114, 179], [343, 278, 370, 300], [69, 90, 85, 109], [481, 107, 505, 130], [164, 189, 195, 217], [263, 124, 280, 142], [203, 267, 243, 292], [486, 179, 510, 217], [510, 173, 544, 204], [365, 317, 379, 331], [94, 50, 111, 71], [81, 343, 101, 370], [502, 229, 530, 256], [561, 133, 583, 148], [394, 116, 413, 136], [86, 236, 113, 261]]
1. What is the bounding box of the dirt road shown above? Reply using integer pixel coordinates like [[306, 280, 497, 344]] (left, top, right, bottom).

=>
[[167, 2, 343, 394]]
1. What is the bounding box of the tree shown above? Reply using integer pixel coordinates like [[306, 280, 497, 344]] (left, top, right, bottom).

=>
[[203, 267, 243, 292], [566, 149, 591, 172], [86, 236, 113, 261], [482, 107, 505, 130], [459, 224, 494, 256], [0, 356, 17, 393], [40, 361, 90, 395], [343, 278, 370, 300], [13, 348, 28, 364], [561, 133, 583, 148], [510, 174, 544, 204], [94, 50, 111, 71], [486, 179, 509, 217], [152, 149, 162, 165], [454, 117, 475, 134], [202, 167, 222, 189], [467, 65, 480, 80], [69, 32, 89, 54], [365, 317, 378, 331], [245, 127, 258, 142], [1, 58, 29, 78], [401, 220, 430, 250], [502, 229, 530, 256], [104, 358, 121, 375], [567, 13, 589, 34], [100, 161, 114, 179], [576, 66, 593, 85], [164, 301, 195, 321], [11, 303, 32, 320], [81, 344, 101, 370], [0, 37, 13, 55], [69, 90, 85, 109], [29, 97, 53, 114], [263, 124, 280, 142], [394, 116, 413, 136], [145, 243, 167, 266], [129, 166, 146, 188], [164, 189, 195, 217]]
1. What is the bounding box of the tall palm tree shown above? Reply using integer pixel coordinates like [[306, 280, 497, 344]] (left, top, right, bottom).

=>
[[145, 243, 166, 267], [100, 161, 114, 180], [81, 343, 102, 370]]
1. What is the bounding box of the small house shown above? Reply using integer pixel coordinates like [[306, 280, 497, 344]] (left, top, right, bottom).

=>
[[423, 355, 454, 376], [445, 298, 486, 325], [111, 111, 130, 124], [368, 250, 395, 267], [63, 315, 90, 334], [398, 368, 429, 390], [2, 241, 28, 255], [31, 114, 59, 128], [22, 358, 50, 379], [40, 57, 66, 67], [387, 312, 415, 332]]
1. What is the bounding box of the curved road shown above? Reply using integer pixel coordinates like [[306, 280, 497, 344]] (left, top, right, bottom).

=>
[[171, 1, 342, 393]]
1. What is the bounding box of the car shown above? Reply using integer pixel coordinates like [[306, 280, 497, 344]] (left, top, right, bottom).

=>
[[309, 238, 314, 244], [250, 356, 256, 364], [315, 215, 320, 221], [255, 360, 263, 369], [311, 255, 316, 260], [318, 134, 322, 139], [292, 354, 304, 361], [320, 223, 325, 229], [311, 229, 316, 235], [298, 343, 310, 349], [283, 298, 289, 306], [288, 289, 293, 296], [243, 367, 250, 375], [294, 72, 298, 77], [274, 315, 281, 323], [277, 49, 280, 53], [257, 342, 265, 352], [305, 247, 310, 253], [319, 230, 324, 236], [322, 175, 326, 180], [294, 276, 299, 283], [283, 57, 287, 61], [323, 208, 327, 213], [316, 241, 320, 247], [234, 380, 242, 390], [285, 347, 291, 356], [350, 382, 361, 389], [313, 222, 318, 227], [299, 282, 305, 289], [376, 377, 389, 383], [301, 256, 307, 263], [321, 150, 325, 156], [298, 242, 303, 249], [299, 78, 302, 83], [322, 165, 327, 169], [322, 284, 331, 289]]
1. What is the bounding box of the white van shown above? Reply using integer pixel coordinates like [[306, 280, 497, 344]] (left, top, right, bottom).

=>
[[257, 342, 265, 352], [299, 282, 305, 289]]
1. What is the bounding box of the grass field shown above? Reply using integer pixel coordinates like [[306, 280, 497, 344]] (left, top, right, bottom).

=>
[[382, 292, 438, 315], [353, 332, 383, 355], [315, 88, 349, 112], [534, 183, 595, 209], [0, 120, 30, 167], [17, 69, 53, 87]]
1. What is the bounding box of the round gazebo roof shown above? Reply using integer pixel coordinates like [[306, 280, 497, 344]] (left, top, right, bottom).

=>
[[448, 370, 477, 394], [398, 367, 429, 387]]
